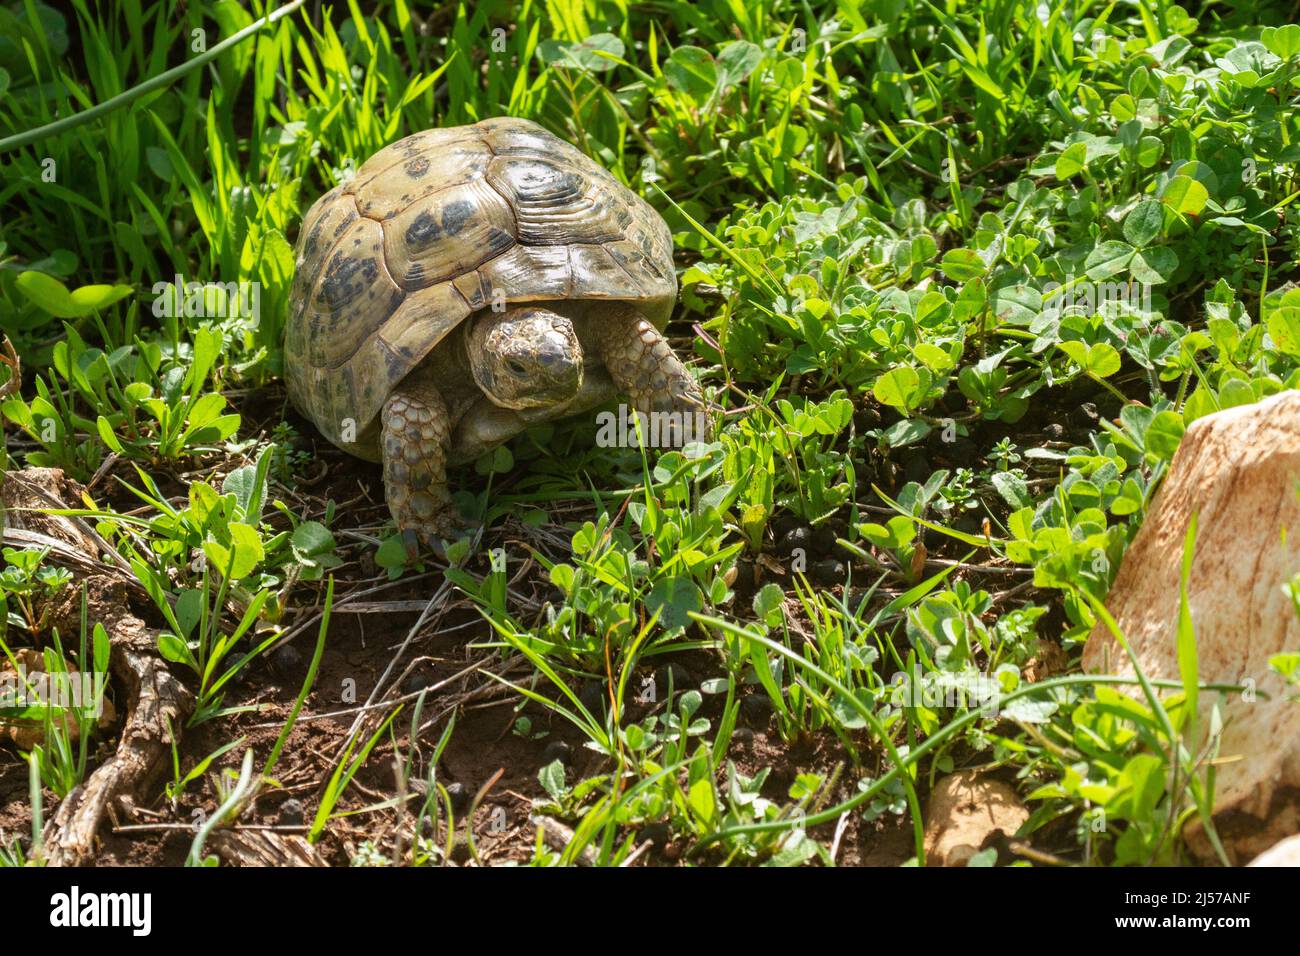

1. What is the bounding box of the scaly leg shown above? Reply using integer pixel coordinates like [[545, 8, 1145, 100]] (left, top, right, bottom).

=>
[[380, 383, 469, 554], [592, 307, 710, 446]]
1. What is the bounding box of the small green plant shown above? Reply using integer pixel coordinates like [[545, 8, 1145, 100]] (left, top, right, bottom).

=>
[[1028, 517, 1229, 865], [0, 547, 72, 634], [308, 706, 403, 844], [2, 590, 111, 799], [1, 326, 239, 479], [0, 751, 46, 867]]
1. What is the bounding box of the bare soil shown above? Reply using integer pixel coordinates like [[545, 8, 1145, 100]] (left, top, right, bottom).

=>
[[0, 378, 1112, 866]]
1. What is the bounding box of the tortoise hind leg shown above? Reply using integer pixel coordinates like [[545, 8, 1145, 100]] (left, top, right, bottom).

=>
[[381, 383, 469, 553], [591, 306, 710, 446]]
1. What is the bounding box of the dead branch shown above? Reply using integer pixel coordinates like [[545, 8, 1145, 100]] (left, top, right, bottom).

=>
[[0, 468, 192, 866]]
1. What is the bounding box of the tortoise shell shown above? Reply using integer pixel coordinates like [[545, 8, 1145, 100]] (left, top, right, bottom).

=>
[[284, 117, 676, 462]]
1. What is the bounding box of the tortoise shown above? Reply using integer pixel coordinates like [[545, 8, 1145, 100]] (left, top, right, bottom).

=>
[[285, 117, 708, 549]]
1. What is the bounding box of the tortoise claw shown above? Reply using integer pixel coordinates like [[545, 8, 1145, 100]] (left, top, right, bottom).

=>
[[401, 528, 422, 561], [399, 512, 477, 561]]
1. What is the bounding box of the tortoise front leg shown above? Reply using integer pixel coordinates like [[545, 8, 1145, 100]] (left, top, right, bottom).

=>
[[591, 307, 710, 446], [380, 383, 469, 553]]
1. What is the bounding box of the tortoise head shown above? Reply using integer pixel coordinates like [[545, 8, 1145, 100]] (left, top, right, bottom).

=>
[[466, 306, 584, 410]]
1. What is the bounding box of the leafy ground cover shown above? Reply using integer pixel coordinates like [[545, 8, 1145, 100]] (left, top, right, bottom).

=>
[[1, 0, 1299, 867]]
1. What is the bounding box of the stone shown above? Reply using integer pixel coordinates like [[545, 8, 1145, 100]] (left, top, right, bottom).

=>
[[1247, 833, 1300, 866], [923, 771, 1028, 867], [1082, 390, 1300, 863]]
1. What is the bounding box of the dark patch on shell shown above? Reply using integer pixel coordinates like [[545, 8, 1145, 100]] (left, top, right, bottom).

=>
[[442, 199, 474, 235], [320, 253, 379, 311], [380, 341, 411, 379], [486, 226, 514, 248], [481, 226, 516, 256], [405, 211, 442, 247]]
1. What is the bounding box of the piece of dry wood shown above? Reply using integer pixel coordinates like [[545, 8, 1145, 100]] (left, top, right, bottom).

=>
[[208, 829, 327, 867], [38, 574, 192, 865], [1, 467, 192, 866], [531, 815, 597, 866], [1, 467, 101, 555], [0, 467, 146, 596], [328, 600, 441, 613]]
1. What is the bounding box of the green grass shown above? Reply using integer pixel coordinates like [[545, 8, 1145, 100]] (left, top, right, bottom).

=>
[[1, 0, 1298, 867]]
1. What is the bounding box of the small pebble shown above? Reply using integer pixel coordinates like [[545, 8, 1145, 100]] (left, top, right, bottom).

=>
[[1042, 422, 1066, 440], [741, 694, 774, 725], [1071, 402, 1100, 429], [731, 727, 754, 748], [853, 405, 881, 431], [771, 514, 801, 539], [402, 672, 431, 696], [445, 781, 471, 814], [654, 662, 693, 692], [938, 390, 966, 413], [449, 838, 472, 863], [777, 525, 814, 557], [810, 524, 838, 557], [541, 740, 572, 767], [270, 644, 301, 677], [278, 798, 305, 826], [811, 559, 846, 587]]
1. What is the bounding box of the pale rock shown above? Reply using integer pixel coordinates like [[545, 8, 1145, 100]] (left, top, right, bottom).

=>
[[1083, 390, 1300, 863], [1247, 833, 1300, 866], [923, 770, 1028, 866]]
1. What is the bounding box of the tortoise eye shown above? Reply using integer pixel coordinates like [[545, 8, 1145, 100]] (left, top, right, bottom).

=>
[[507, 359, 526, 375]]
